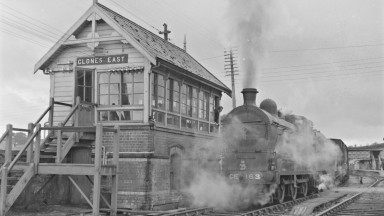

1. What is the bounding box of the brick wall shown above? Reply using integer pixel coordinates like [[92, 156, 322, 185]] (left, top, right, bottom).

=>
[[101, 125, 217, 210]]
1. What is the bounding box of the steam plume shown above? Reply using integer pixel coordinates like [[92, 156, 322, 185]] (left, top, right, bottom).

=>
[[226, 0, 275, 88]]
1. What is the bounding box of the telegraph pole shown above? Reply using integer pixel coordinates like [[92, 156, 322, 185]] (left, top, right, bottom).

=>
[[224, 48, 239, 109]]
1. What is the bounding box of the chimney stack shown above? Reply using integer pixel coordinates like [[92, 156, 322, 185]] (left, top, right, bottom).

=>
[[241, 88, 258, 106]]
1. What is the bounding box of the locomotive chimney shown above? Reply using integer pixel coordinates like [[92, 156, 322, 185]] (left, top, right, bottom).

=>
[[241, 88, 258, 106]]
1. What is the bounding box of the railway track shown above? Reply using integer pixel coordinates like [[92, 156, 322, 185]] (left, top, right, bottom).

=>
[[315, 177, 384, 216], [159, 194, 319, 216]]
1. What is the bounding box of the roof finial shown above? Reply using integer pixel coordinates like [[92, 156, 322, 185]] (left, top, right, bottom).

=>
[[93, 0, 98, 5], [159, 23, 171, 41], [183, 34, 187, 52]]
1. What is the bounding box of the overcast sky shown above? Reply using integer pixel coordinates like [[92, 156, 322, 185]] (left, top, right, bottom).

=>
[[0, 0, 383, 146]]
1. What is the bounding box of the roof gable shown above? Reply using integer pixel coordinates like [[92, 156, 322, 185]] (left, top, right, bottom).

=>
[[34, 3, 231, 95]]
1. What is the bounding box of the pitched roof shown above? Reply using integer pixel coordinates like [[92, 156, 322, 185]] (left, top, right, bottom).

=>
[[348, 143, 384, 150], [96, 3, 230, 95]]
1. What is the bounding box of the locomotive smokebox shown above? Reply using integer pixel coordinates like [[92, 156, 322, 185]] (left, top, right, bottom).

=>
[[241, 88, 259, 106]]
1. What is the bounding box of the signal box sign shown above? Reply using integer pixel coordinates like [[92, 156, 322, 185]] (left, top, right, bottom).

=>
[[77, 54, 128, 66]]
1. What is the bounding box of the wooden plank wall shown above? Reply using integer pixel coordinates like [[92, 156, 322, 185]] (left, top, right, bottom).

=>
[[48, 19, 146, 125]]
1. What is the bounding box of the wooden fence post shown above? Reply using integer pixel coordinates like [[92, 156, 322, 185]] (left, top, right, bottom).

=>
[[111, 125, 120, 216], [0, 167, 8, 215], [34, 124, 41, 173], [93, 124, 103, 216], [26, 123, 34, 163], [56, 123, 62, 163], [5, 124, 13, 165]]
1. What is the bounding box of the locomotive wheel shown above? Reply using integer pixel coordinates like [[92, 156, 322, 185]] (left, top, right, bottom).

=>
[[301, 182, 308, 197], [289, 184, 297, 200], [276, 184, 285, 203]]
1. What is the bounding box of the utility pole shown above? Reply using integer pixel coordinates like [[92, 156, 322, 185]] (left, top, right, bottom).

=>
[[224, 48, 239, 109]]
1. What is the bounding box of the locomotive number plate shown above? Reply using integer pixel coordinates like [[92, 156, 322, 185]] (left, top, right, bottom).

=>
[[229, 173, 262, 180]]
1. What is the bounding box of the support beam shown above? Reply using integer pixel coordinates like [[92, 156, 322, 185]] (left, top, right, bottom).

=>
[[67, 176, 93, 208], [56, 123, 63, 163], [0, 167, 8, 215], [111, 126, 120, 216], [26, 123, 34, 163], [93, 124, 103, 215]]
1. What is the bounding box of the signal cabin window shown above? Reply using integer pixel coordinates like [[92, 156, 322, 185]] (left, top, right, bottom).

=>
[[97, 70, 144, 122], [166, 79, 180, 113], [152, 73, 165, 109], [198, 91, 209, 121], [77, 70, 93, 103], [98, 71, 144, 106]]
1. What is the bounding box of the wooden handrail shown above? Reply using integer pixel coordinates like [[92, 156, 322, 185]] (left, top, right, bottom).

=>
[[13, 128, 31, 133], [41, 126, 95, 132], [62, 103, 80, 126], [34, 105, 52, 126], [8, 124, 40, 171], [0, 130, 7, 145], [54, 101, 73, 107]]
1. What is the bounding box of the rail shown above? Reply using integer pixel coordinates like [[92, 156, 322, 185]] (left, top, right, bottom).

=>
[[315, 177, 384, 216]]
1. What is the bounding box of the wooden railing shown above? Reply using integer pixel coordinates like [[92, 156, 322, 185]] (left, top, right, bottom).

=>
[[0, 123, 120, 215]]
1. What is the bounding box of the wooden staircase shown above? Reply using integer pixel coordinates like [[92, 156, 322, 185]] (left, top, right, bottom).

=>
[[0, 98, 120, 216]]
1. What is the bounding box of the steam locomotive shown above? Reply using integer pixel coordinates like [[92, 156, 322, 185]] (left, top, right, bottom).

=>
[[220, 88, 348, 205]]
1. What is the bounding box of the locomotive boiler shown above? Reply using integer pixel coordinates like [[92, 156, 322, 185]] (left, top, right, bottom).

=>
[[220, 88, 347, 205]]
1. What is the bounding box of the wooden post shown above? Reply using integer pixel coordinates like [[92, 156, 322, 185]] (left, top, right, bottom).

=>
[[34, 124, 41, 173], [93, 124, 103, 215], [56, 123, 62, 163], [111, 125, 120, 216], [26, 123, 34, 163], [49, 97, 54, 126], [5, 124, 13, 165], [0, 167, 8, 215], [74, 96, 81, 127]]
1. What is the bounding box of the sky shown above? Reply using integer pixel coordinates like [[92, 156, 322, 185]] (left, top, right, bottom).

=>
[[0, 0, 383, 146]]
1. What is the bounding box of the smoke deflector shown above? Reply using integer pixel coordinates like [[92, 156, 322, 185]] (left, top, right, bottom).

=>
[[241, 88, 259, 106]]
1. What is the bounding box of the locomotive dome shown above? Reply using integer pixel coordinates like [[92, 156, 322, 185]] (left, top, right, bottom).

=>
[[260, 99, 278, 116]]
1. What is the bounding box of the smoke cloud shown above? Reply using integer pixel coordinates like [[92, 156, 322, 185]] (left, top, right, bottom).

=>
[[225, 0, 276, 88]]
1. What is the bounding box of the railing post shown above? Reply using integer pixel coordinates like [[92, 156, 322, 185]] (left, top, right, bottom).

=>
[[5, 124, 13, 165], [0, 167, 8, 215], [56, 123, 62, 163], [93, 124, 103, 215], [26, 123, 35, 163], [111, 125, 120, 216], [34, 124, 41, 173], [49, 97, 54, 127], [74, 96, 81, 127]]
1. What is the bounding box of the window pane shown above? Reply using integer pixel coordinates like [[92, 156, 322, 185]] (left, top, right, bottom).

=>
[[99, 73, 109, 83], [99, 95, 108, 105], [110, 95, 119, 105], [99, 111, 108, 121], [134, 72, 144, 82], [157, 97, 164, 109], [158, 86, 164, 97], [158, 74, 164, 86], [122, 94, 131, 105], [173, 101, 179, 113], [78, 86, 84, 101], [99, 84, 109, 94], [110, 84, 120, 94], [85, 87, 92, 102], [109, 110, 120, 121], [85, 71, 92, 86], [132, 110, 143, 121], [123, 72, 133, 83], [110, 73, 120, 83], [77, 71, 84, 85], [122, 111, 131, 120], [134, 94, 143, 105], [181, 104, 187, 115], [134, 83, 144, 93]]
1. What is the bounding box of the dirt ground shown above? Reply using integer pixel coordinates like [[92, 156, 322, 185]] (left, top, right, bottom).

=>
[[7, 205, 92, 216]]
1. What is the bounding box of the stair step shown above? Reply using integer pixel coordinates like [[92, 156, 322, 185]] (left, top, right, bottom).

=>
[[39, 155, 56, 159]]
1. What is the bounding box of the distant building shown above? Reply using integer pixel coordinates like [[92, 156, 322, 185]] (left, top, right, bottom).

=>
[[348, 143, 384, 171]]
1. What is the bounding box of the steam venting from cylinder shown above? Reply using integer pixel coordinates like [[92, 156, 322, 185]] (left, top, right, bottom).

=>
[[241, 88, 258, 106]]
